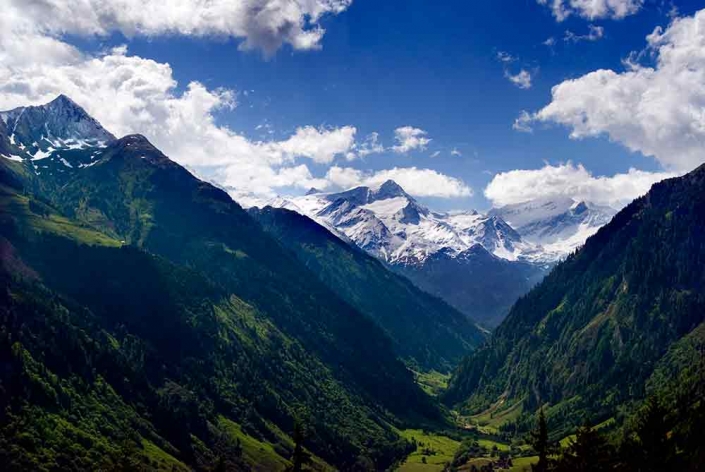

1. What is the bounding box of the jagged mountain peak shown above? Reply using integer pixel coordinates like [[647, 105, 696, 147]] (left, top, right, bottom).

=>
[[0, 95, 116, 158], [490, 196, 617, 256], [113, 133, 156, 149], [371, 179, 408, 200], [47, 93, 80, 110]]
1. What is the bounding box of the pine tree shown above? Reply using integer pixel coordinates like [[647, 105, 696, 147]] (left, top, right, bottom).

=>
[[633, 397, 676, 472], [531, 408, 552, 472], [554, 422, 613, 472], [288, 420, 311, 472]]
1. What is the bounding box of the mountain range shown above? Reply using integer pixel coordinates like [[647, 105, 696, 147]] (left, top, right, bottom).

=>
[[0, 96, 484, 470], [0, 96, 617, 330], [261, 182, 616, 326], [3, 94, 703, 471]]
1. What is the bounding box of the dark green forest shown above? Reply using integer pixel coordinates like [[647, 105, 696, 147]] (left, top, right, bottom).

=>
[[444, 165, 705, 457]]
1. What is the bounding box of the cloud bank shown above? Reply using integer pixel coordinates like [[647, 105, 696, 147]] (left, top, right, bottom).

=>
[[485, 162, 675, 208], [7, 0, 353, 55]]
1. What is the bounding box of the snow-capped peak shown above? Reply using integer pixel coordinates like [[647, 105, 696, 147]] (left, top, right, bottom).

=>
[[490, 197, 617, 257], [0, 95, 116, 161], [255, 180, 539, 266]]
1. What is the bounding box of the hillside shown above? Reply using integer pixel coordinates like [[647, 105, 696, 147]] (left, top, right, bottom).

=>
[[250, 206, 486, 372], [444, 164, 705, 436], [0, 97, 447, 470]]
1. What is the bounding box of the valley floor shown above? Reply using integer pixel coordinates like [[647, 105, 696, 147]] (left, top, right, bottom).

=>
[[395, 428, 538, 472]]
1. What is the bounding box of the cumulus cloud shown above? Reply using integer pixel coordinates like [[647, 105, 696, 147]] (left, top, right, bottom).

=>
[[525, 9, 705, 172], [5, 0, 352, 55], [270, 125, 357, 164], [505, 70, 533, 89], [485, 162, 676, 208], [392, 126, 431, 154], [513, 111, 534, 133], [326, 166, 473, 198], [537, 0, 643, 21]]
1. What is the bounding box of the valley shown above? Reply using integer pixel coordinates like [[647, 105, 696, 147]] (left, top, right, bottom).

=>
[[3, 1, 705, 470], [1, 93, 704, 471]]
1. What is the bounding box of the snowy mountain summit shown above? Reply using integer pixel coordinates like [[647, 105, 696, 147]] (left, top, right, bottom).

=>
[[0, 95, 115, 161], [266, 180, 544, 266], [263, 182, 617, 267], [490, 197, 617, 258]]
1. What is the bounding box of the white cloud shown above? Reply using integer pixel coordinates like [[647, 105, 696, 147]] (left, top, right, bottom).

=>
[[450, 148, 462, 157], [270, 125, 357, 164], [536, 0, 643, 21], [351, 132, 385, 159], [513, 111, 534, 133], [485, 162, 676, 208], [544, 37, 557, 47], [5, 0, 352, 56], [565, 24, 605, 42], [497, 51, 515, 63], [528, 8, 705, 172], [392, 126, 431, 154], [505, 69, 533, 89], [430, 151, 441, 158], [325, 166, 473, 198]]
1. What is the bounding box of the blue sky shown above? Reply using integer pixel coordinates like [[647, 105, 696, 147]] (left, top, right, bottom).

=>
[[3, 0, 705, 211]]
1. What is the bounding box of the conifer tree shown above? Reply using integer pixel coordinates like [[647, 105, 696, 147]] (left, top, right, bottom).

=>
[[288, 420, 311, 472], [554, 422, 613, 472], [531, 408, 552, 472], [633, 397, 676, 472]]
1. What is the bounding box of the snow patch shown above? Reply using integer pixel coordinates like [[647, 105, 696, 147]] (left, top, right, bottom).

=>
[[32, 147, 55, 160]]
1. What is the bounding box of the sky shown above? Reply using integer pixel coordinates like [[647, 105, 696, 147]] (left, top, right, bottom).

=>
[[1, 0, 704, 211]]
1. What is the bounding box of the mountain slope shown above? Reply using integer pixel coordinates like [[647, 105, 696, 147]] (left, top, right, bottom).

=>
[[250, 205, 487, 372], [444, 164, 705, 436], [395, 245, 547, 328], [267, 184, 547, 327], [0, 97, 444, 470]]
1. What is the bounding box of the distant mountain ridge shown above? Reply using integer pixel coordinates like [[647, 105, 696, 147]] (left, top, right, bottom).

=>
[[260, 183, 620, 326], [490, 197, 617, 258], [276, 182, 540, 266]]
